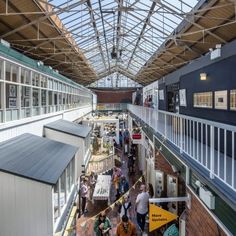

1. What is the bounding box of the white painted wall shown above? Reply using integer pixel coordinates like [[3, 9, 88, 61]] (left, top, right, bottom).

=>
[[44, 128, 85, 181], [0, 172, 53, 236], [0, 106, 92, 143]]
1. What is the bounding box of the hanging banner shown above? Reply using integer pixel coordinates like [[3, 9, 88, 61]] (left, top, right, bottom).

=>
[[149, 204, 178, 232]]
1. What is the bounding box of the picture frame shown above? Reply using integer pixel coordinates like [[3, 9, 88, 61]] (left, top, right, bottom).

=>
[[9, 98, 17, 108], [159, 90, 164, 100], [179, 89, 187, 106], [215, 90, 227, 110], [230, 90, 236, 111], [9, 85, 16, 97]]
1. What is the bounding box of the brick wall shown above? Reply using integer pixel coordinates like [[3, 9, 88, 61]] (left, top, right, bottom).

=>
[[155, 151, 178, 177], [92, 89, 135, 103], [155, 151, 227, 236], [186, 189, 227, 236]]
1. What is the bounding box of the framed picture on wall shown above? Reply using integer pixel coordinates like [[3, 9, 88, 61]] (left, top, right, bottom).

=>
[[9, 98, 17, 108], [215, 90, 227, 110], [179, 89, 187, 107], [230, 90, 236, 111], [159, 90, 164, 100], [9, 85, 16, 97]]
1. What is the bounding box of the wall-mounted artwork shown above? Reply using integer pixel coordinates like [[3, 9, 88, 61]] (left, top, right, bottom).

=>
[[159, 90, 164, 100], [230, 90, 236, 111], [215, 90, 227, 110], [179, 89, 187, 106], [9, 85, 16, 97], [9, 98, 17, 108]]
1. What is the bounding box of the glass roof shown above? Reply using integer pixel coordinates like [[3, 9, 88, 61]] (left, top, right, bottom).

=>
[[48, 0, 198, 78], [88, 72, 142, 88]]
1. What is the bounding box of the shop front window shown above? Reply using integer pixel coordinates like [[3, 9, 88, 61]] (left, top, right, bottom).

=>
[[60, 171, 66, 208], [70, 159, 75, 190], [5, 62, 11, 81], [12, 65, 18, 82], [53, 181, 59, 222], [33, 88, 39, 106], [32, 72, 39, 86], [66, 165, 70, 196], [48, 91, 53, 105], [41, 90, 47, 106], [0, 60, 3, 80]]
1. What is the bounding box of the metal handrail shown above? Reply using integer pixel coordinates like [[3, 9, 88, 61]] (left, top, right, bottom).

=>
[[128, 104, 236, 192], [128, 104, 236, 132]]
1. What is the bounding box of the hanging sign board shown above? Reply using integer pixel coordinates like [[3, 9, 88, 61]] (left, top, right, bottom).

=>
[[149, 204, 178, 232]]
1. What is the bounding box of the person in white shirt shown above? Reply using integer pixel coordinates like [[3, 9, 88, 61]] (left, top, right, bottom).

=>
[[135, 184, 149, 232], [81, 178, 89, 214]]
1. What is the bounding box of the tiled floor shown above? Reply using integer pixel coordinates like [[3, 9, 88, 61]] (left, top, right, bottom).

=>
[[76, 148, 148, 236]]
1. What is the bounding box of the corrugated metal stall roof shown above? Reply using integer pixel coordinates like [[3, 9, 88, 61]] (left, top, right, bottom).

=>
[[44, 119, 91, 138], [0, 133, 78, 185]]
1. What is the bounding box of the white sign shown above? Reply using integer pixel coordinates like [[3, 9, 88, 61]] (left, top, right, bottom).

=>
[[159, 90, 164, 100], [179, 89, 187, 107]]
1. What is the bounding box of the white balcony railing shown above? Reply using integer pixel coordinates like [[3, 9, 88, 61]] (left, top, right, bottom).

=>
[[128, 104, 236, 193]]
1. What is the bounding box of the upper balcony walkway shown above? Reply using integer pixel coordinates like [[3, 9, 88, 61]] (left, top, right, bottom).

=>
[[128, 104, 236, 206]]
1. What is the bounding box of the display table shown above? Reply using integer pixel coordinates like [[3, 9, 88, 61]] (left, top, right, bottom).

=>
[[92, 175, 111, 205]]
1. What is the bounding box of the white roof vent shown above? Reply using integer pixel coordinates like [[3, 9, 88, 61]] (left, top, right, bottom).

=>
[[0, 39, 10, 48]]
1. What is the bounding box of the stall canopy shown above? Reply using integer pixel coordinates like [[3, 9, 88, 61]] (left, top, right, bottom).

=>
[[0, 133, 77, 185], [44, 119, 92, 138]]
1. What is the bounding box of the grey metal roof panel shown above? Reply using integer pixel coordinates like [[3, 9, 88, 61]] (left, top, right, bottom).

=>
[[0, 133, 78, 185], [44, 119, 91, 138]]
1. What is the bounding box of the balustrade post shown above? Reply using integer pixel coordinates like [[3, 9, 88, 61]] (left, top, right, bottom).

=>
[[180, 118, 183, 154], [164, 114, 167, 138], [210, 125, 215, 179]]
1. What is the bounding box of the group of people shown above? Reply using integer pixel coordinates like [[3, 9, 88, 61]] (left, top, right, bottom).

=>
[[80, 171, 97, 215], [93, 183, 153, 236], [144, 95, 154, 108], [81, 137, 154, 235]]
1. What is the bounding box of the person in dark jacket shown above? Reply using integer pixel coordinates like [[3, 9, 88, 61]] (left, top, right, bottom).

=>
[[119, 175, 129, 196]]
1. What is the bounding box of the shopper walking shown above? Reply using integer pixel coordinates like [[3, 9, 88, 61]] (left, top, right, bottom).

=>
[[119, 175, 129, 196], [94, 212, 112, 236], [89, 171, 97, 201], [81, 178, 89, 214], [112, 166, 122, 200], [135, 184, 149, 232], [118, 194, 132, 220], [116, 215, 137, 236]]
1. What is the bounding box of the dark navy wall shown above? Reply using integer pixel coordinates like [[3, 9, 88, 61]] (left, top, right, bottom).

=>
[[179, 55, 236, 126], [158, 83, 167, 111]]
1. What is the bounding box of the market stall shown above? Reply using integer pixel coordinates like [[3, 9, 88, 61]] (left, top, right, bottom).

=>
[[92, 175, 111, 205]]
